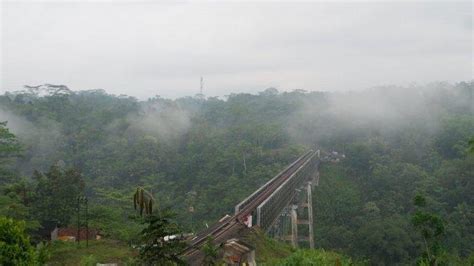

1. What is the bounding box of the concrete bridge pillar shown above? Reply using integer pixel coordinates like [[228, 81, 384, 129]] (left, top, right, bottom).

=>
[[285, 182, 315, 249], [290, 205, 298, 248], [306, 182, 315, 249]]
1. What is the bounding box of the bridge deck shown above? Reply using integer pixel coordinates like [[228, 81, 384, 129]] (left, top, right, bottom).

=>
[[183, 150, 319, 262]]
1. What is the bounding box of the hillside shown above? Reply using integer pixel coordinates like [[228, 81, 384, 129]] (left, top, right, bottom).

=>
[[0, 82, 473, 264]]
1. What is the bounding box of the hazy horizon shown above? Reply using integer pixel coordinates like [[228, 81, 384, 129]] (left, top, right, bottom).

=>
[[1, 1, 472, 99]]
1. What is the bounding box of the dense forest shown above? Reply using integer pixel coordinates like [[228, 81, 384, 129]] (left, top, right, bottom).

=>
[[0, 81, 473, 265]]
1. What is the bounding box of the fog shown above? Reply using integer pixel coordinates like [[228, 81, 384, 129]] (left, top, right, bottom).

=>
[[126, 101, 191, 141], [2, 1, 472, 99], [1, 2, 473, 264], [0, 108, 63, 172], [287, 82, 472, 147]]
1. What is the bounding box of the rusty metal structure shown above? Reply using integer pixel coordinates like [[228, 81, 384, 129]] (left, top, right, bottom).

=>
[[183, 150, 320, 264]]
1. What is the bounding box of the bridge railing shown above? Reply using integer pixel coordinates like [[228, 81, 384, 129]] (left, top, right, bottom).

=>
[[234, 150, 313, 215], [256, 152, 319, 231]]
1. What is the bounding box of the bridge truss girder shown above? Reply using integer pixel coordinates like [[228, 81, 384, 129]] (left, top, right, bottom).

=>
[[256, 152, 319, 233]]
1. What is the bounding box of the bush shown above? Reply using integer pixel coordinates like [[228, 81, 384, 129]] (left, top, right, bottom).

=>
[[273, 249, 356, 266], [0, 216, 45, 265], [79, 255, 98, 266]]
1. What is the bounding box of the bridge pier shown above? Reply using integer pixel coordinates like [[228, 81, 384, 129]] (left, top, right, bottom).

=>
[[284, 182, 315, 249], [296, 182, 314, 249], [306, 182, 315, 249], [290, 205, 298, 248]]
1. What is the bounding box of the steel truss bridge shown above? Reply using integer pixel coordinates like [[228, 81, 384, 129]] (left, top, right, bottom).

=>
[[183, 150, 321, 264]]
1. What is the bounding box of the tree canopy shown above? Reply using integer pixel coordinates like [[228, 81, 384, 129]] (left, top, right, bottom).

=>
[[0, 82, 472, 264]]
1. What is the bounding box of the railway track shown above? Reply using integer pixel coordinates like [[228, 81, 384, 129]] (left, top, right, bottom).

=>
[[182, 150, 315, 258]]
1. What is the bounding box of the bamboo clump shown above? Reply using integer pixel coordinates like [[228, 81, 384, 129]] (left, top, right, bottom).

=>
[[133, 187, 155, 216]]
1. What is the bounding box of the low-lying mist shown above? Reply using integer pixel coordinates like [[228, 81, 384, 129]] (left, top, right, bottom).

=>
[[288, 82, 472, 147], [0, 81, 471, 176], [125, 100, 191, 142]]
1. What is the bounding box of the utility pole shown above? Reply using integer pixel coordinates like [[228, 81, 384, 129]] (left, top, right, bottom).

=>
[[76, 196, 89, 247], [77, 197, 80, 245], [85, 197, 89, 247]]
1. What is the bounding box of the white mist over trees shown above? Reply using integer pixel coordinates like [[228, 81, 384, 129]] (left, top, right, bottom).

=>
[[0, 81, 472, 264]]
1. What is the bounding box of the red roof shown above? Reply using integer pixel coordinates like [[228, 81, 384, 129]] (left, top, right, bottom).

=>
[[57, 228, 98, 239]]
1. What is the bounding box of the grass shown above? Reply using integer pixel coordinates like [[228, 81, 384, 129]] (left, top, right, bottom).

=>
[[47, 239, 136, 265], [268, 249, 362, 266], [244, 228, 363, 265], [46, 229, 360, 265], [242, 228, 294, 263]]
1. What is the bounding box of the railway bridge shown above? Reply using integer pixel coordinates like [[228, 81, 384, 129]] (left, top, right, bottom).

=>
[[183, 150, 321, 265]]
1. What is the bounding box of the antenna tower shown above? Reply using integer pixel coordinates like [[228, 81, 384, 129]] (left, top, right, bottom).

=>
[[200, 76, 204, 95]]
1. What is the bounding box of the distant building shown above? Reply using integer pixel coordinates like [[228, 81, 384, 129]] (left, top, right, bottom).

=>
[[51, 227, 101, 241]]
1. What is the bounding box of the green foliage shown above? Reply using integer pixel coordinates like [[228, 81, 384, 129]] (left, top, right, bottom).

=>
[[0, 121, 21, 161], [246, 230, 361, 265], [269, 249, 357, 266], [79, 255, 98, 266], [434, 116, 474, 158], [468, 137, 474, 154], [245, 229, 294, 263], [0, 82, 472, 264], [414, 194, 427, 207], [88, 204, 142, 242], [0, 121, 21, 184], [201, 236, 222, 266], [47, 240, 135, 265], [354, 215, 416, 265], [137, 209, 186, 265], [411, 194, 446, 265], [0, 179, 41, 230], [31, 165, 84, 227], [313, 164, 362, 251], [0, 216, 46, 265]]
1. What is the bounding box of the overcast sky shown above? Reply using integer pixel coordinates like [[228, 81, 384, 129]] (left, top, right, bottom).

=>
[[1, 1, 472, 99]]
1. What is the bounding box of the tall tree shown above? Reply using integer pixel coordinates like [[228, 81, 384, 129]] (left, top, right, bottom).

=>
[[31, 165, 84, 227], [411, 194, 445, 265], [0, 121, 21, 183], [137, 210, 187, 265], [133, 187, 186, 265], [0, 121, 21, 161], [468, 137, 474, 154]]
